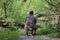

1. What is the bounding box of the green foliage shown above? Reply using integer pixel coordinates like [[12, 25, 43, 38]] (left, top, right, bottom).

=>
[[37, 26, 58, 35], [18, 29, 26, 36], [0, 0, 60, 38], [48, 32, 58, 37], [0, 0, 60, 24], [0, 0, 51, 24], [0, 29, 20, 40]]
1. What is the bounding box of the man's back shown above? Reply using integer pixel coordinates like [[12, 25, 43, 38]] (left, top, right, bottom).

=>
[[26, 15, 36, 25]]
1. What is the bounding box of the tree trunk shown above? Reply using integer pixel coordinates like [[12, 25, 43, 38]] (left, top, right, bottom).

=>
[[4, 0, 8, 18]]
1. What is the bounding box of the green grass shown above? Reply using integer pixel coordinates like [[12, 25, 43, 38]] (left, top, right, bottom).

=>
[[0, 29, 20, 40], [48, 32, 58, 37], [18, 29, 26, 36], [36, 26, 58, 37], [37, 26, 51, 35], [0, 26, 58, 40]]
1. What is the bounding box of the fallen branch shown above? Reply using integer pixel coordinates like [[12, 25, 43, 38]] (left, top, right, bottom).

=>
[[52, 27, 60, 32]]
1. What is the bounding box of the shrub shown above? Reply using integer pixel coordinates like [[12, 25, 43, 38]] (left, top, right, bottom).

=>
[[48, 32, 58, 37], [18, 29, 26, 36], [36, 26, 58, 35], [0, 29, 20, 40]]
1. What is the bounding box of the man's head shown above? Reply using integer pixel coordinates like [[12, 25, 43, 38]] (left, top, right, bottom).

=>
[[29, 11, 34, 15]]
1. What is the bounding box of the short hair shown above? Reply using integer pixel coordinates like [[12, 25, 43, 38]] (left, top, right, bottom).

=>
[[29, 11, 34, 15]]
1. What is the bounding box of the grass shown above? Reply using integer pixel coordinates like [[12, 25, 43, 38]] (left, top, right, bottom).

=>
[[36, 26, 58, 37], [18, 29, 26, 36], [0, 29, 20, 40], [0, 26, 58, 40], [48, 32, 58, 37]]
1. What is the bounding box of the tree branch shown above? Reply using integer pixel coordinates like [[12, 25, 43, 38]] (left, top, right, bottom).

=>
[[45, 0, 60, 13], [4, 0, 8, 18], [45, 0, 57, 8]]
